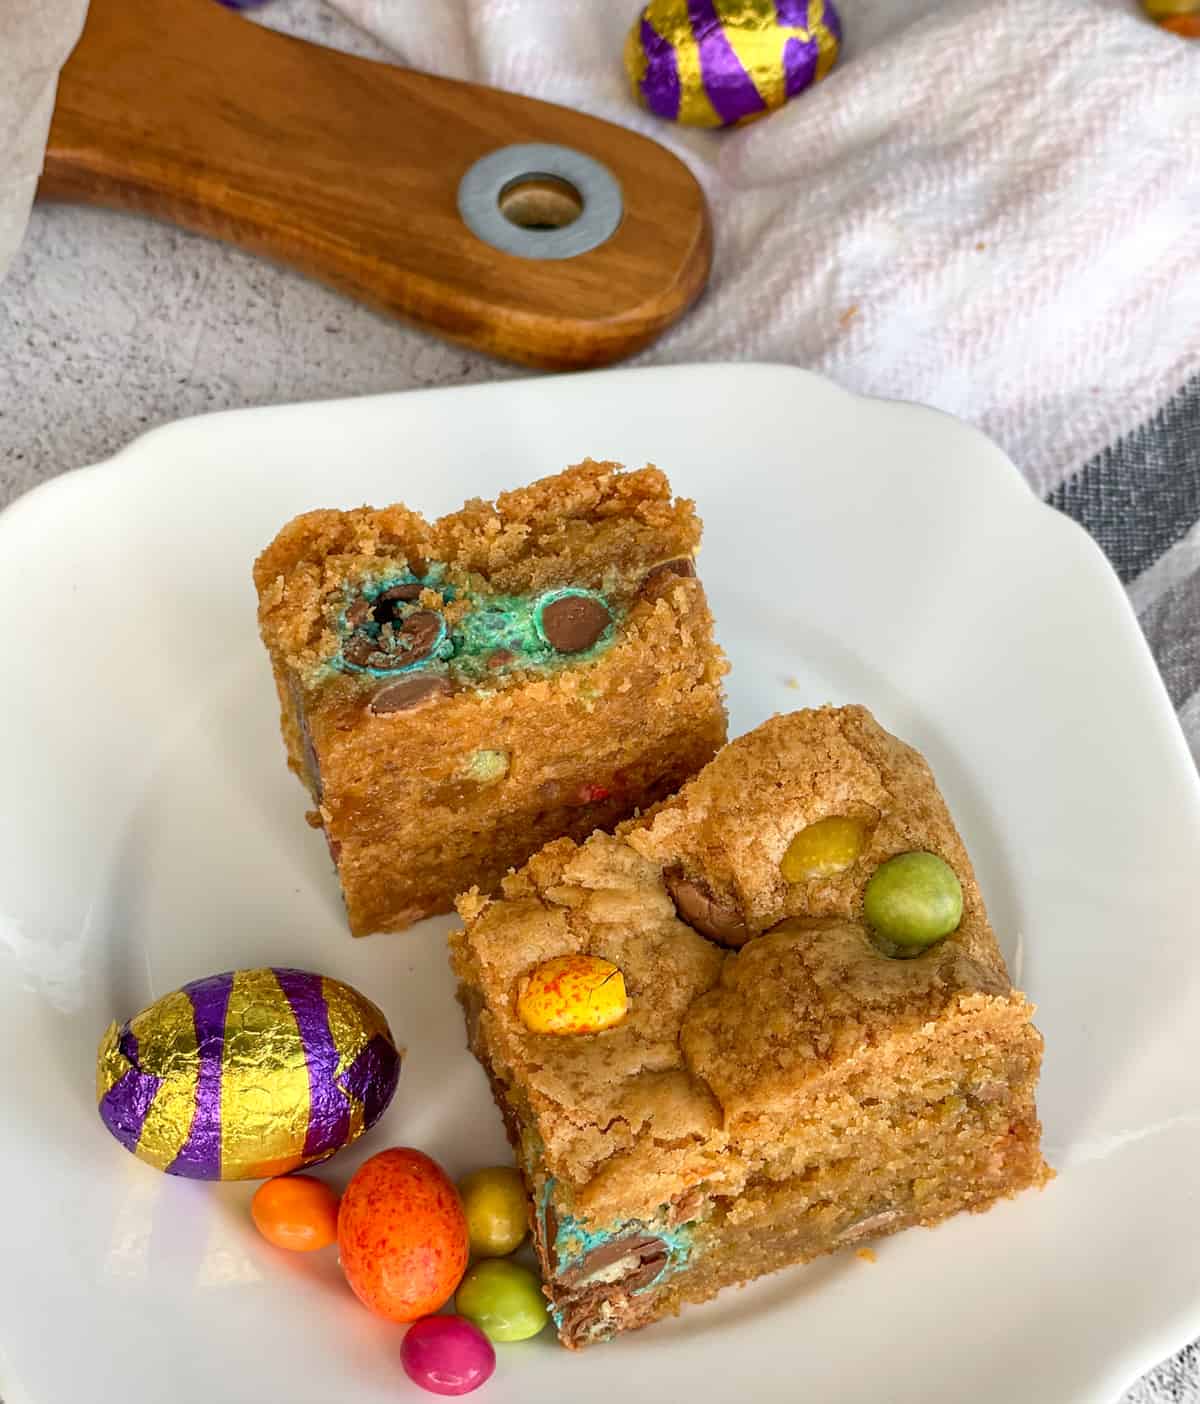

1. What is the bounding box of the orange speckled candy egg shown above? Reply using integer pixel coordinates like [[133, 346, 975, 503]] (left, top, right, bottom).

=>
[[337, 1148, 469, 1322], [252, 1174, 339, 1251], [517, 953, 628, 1035]]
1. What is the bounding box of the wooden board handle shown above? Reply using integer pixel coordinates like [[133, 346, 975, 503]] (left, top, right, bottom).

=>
[[40, 0, 711, 370]]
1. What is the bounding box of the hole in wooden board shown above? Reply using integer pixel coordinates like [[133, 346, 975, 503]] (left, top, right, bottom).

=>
[[498, 174, 584, 231]]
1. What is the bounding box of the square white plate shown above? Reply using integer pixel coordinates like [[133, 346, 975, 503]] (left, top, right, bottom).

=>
[[3, 364, 1198, 1404]]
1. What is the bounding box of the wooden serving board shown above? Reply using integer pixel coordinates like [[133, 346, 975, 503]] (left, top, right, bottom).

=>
[[39, 0, 711, 370]]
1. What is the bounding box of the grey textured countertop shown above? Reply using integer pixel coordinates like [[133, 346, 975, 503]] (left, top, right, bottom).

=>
[[0, 1, 517, 503]]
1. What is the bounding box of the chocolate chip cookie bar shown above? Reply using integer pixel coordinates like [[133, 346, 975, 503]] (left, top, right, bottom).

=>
[[450, 706, 1050, 1347], [253, 460, 728, 935]]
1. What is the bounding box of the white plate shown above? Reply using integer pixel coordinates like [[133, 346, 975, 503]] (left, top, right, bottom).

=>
[[2, 365, 1198, 1404]]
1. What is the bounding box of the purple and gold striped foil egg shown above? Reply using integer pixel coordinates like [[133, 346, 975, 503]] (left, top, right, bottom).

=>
[[624, 0, 842, 128], [96, 968, 402, 1180]]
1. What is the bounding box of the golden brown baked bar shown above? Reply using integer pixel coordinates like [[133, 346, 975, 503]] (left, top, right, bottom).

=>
[[450, 706, 1051, 1347], [253, 460, 728, 934]]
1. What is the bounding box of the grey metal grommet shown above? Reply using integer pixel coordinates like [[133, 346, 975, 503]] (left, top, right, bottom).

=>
[[456, 143, 623, 261]]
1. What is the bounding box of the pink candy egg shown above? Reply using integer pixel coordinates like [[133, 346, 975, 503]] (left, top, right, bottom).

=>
[[400, 1317, 495, 1397]]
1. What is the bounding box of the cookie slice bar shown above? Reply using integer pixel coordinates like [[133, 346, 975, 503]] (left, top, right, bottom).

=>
[[254, 460, 728, 935], [450, 706, 1050, 1348]]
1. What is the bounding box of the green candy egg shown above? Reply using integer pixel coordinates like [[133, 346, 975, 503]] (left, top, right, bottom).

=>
[[455, 1259, 548, 1343], [863, 852, 963, 950]]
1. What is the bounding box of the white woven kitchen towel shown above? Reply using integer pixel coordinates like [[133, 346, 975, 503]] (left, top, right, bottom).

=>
[[0, 0, 87, 279], [329, 0, 1200, 497]]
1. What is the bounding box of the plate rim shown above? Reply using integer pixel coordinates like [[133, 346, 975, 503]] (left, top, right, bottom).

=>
[[3, 361, 1199, 1404]]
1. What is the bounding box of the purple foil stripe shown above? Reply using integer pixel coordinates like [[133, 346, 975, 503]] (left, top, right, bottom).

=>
[[274, 968, 351, 1159], [687, 0, 766, 124], [639, 15, 682, 120], [338, 1034, 401, 1132], [99, 1026, 162, 1154], [781, 33, 818, 97], [774, 0, 809, 24], [168, 972, 234, 1180]]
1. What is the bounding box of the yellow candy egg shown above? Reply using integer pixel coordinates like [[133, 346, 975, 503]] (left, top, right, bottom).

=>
[[780, 816, 868, 882], [458, 1166, 529, 1257], [517, 955, 628, 1035], [1141, 0, 1199, 17]]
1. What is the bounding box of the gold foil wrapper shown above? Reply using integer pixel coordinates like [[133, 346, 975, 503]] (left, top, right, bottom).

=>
[[626, 0, 842, 129], [96, 967, 402, 1180]]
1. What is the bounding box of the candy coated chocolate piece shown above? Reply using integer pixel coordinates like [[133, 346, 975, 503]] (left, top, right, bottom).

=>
[[644, 557, 696, 585], [458, 1165, 529, 1257], [536, 590, 613, 653], [625, 0, 842, 128], [863, 851, 963, 950], [338, 1148, 470, 1323], [1141, 0, 1200, 16], [342, 632, 381, 667], [663, 867, 751, 947], [455, 1259, 549, 1342], [95, 968, 401, 1179], [395, 609, 444, 662], [401, 1317, 495, 1397], [780, 815, 869, 882], [369, 673, 451, 715], [1161, 15, 1200, 32], [378, 582, 423, 603], [640, 557, 698, 600], [517, 954, 628, 1034], [557, 1232, 668, 1291], [251, 1174, 339, 1251]]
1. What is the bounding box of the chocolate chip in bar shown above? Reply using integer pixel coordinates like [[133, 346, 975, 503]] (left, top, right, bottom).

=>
[[663, 867, 752, 947], [643, 558, 696, 586], [640, 557, 698, 602], [540, 594, 612, 654], [557, 1233, 669, 1291], [378, 583, 423, 605], [368, 673, 451, 715], [343, 633, 381, 668], [345, 597, 373, 629], [396, 609, 443, 662]]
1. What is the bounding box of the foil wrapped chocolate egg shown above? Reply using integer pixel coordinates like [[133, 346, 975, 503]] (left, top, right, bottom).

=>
[[96, 968, 401, 1180], [625, 0, 842, 128]]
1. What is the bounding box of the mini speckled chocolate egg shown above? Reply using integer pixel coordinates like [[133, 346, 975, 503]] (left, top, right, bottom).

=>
[[96, 968, 402, 1179], [624, 0, 842, 128]]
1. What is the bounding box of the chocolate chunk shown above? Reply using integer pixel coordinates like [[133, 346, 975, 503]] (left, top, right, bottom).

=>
[[539, 594, 612, 654], [641, 558, 696, 592], [623, 1249, 670, 1293], [345, 597, 372, 629], [487, 648, 516, 670], [368, 673, 451, 715], [558, 1288, 616, 1349], [663, 867, 752, 947], [342, 633, 381, 668], [407, 556, 429, 580], [378, 583, 423, 604], [395, 609, 443, 663], [558, 1233, 667, 1289]]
